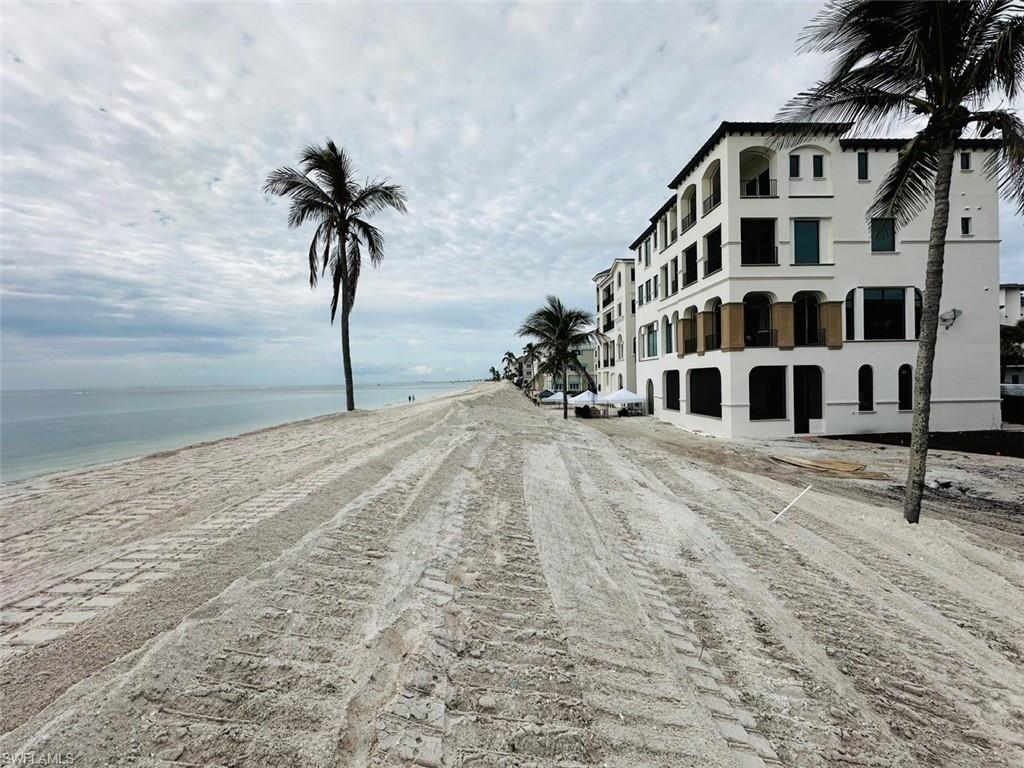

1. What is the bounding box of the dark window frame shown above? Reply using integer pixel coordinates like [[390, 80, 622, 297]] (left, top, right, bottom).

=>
[[788, 154, 800, 178], [857, 151, 869, 180], [812, 154, 825, 178], [858, 365, 874, 412], [870, 218, 896, 252], [863, 287, 907, 340]]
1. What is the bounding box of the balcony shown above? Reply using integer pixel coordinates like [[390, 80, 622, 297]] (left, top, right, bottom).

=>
[[746, 328, 778, 347], [702, 190, 721, 215], [679, 212, 696, 234], [705, 333, 721, 351], [602, 319, 615, 333], [795, 327, 827, 346], [740, 177, 777, 198], [602, 293, 614, 308], [684, 336, 698, 354], [740, 243, 778, 265]]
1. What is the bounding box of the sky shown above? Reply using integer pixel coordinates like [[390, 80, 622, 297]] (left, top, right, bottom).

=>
[[2, 1, 1021, 390]]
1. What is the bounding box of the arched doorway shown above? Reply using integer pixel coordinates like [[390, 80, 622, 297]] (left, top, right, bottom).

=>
[[617, 373, 623, 389], [793, 366, 823, 434], [646, 379, 655, 415]]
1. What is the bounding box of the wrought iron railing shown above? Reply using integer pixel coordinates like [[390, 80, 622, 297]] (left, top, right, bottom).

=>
[[740, 177, 777, 198]]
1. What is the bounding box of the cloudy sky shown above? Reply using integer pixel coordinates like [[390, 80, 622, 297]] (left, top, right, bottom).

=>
[[2, 2, 1021, 390]]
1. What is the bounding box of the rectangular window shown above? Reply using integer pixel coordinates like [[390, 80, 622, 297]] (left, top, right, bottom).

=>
[[793, 220, 820, 264], [670, 257, 678, 293], [653, 228, 658, 249], [617, 273, 621, 287], [961, 216, 972, 235], [864, 287, 906, 340], [617, 303, 622, 317], [684, 244, 698, 286], [870, 218, 896, 252], [646, 325, 658, 358], [645, 280, 651, 303], [630, 267, 635, 281], [653, 275, 659, 299], [749, 366, 787, 420], [637, 287, 643, 307], [857, 152, 869, 180], [740, 218, 777, 265], [631, 299, 636, 314], [812, 154, 824, 178], [789, 154, 800, 178], [644, 240, 651, 267], [704, 227, 722, 275], [960, 151, 972, 170]]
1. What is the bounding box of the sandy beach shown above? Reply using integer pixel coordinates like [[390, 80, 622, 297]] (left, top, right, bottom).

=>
[[1, 382, 1022, 767]]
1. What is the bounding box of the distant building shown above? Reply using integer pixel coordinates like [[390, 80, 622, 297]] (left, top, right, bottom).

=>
[[533, 346, 596, 395], [628, 121, 1001, 437], [1000, 283, 1022, 326], [593, 257, 637, 394]]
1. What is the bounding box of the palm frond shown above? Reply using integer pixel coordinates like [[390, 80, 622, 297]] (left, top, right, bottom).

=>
[[351, 181, 409, 217], [869, 133, 939, 224], [350, 217, 385, 267], [328, 243, 344, 325], [962, 4, 1024, 103], [307, 220, 330, 289], [299, 140, 354, 204], [975, 109, 1024, 214], [263, 167, 335, 228], [346, 236, 362, 309]]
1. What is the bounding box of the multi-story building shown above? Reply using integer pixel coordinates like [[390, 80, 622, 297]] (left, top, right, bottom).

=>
[[629, 121, 1002, 437], [593, 257, 638, 393], [533, 346, 596, 395]]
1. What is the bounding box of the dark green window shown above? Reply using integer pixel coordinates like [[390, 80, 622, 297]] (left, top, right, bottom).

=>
[[789, 154, 800, 178], [857, 152, 869, 180], [793, 220, 820, 264], [960, 152, 972, 170], [870, 218, 896, 252], [812, 155, 824, 178]]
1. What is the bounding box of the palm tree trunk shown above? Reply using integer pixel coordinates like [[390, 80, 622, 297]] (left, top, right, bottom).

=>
[[562, 364, 568, 420], [903, 140, 956, 524], [337, 226, 356, 412]]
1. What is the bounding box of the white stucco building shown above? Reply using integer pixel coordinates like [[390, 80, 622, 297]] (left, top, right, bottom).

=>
[[593, 257, 637, 394], [1000, 283, 1023, 326], [629, 121, 1002, 438], [531, 346, 596, 395]]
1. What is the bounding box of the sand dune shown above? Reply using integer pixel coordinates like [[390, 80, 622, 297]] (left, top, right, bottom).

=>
[[1, 382, 1021, 767]]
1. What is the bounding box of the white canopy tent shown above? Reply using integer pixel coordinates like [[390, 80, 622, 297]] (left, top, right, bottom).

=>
[[596, 388, 646, 406], [568, 390, 599, 405], [540, 391, 566, 404]]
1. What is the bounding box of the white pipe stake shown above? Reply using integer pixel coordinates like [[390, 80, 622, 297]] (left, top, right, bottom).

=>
[[771, 484, 812, 524]]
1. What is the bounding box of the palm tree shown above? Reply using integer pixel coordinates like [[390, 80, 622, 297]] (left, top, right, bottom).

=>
[[522, 342, 541, 390], [780, 1, 1024, 523], [518, 296, 600, 420], [264, 140, 407, 411], [488, 366, 501, 382], [502, 351, 518, 380]]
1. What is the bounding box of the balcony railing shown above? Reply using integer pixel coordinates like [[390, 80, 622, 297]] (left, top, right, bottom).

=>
[[741, 243, 778, 265], [679, 212, 696, 234], [602, 320, 615, 332], [684, 336, 698, 354], [740, 177, 778, 198], [670, 227, 678, 242], [705, 333, 721, 351], [746, 328, 778, 347], [602, 294, 614, 308], [702, 190, 722, 215], [795, 327, 827, 346]]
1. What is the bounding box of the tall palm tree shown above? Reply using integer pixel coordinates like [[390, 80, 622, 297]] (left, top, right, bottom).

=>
[[518, 296, 600, 420], [780, 1, 1024, 524], [264, 140, 407, 411], [488, 366, 501, 382]]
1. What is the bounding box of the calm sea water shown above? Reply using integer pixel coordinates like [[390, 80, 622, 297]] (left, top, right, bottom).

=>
[[0, 382, 469, 483]]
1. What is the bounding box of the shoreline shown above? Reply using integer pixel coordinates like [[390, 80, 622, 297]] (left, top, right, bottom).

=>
[[1, 381, 474, 488]]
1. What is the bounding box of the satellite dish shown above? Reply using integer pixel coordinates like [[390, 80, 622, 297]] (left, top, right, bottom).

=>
[[939, 308, 963, 329]]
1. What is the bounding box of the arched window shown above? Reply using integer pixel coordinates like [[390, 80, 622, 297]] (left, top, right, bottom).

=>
[[858, 365, 874, 412], [898, 364, 913, 410], [845, 289, 855, 341]]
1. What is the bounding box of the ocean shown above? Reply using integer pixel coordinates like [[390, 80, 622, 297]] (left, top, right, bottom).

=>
[[0, 382, 469, 483]]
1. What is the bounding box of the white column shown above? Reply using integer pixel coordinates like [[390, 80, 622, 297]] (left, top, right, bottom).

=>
[[904, 286, 916, 339], [854, 288, 865, 341]]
